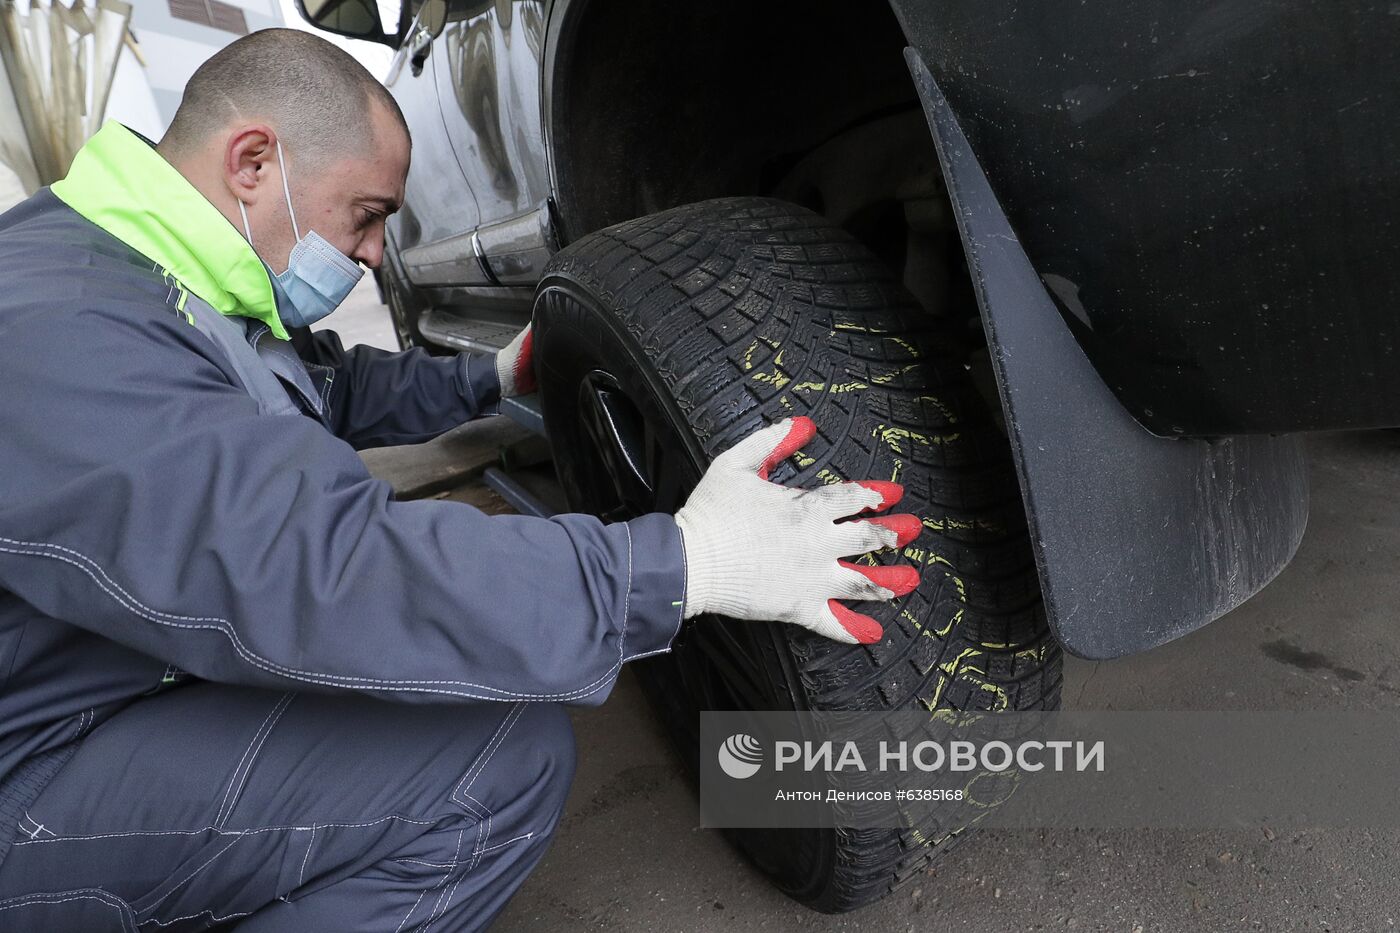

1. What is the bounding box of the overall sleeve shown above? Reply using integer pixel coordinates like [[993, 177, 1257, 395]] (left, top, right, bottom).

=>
[[0, 306, 686, 706], [293, 327, 501, 450]]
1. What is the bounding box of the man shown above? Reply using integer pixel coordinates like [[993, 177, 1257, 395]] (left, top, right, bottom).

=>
[[0, 29, 919, 931]]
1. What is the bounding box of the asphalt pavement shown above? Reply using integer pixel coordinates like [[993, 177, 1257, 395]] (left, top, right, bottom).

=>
[[333, 287, 1400, 933]]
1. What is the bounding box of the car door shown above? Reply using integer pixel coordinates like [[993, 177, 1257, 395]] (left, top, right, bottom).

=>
[[383, 0, 484, 274], [433, 0, 556, 285]]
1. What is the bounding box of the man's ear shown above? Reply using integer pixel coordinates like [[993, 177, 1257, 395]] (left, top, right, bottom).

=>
[[222, 125, 277, 206]]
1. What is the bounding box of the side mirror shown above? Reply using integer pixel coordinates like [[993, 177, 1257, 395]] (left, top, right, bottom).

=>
[[294, 0, 400, 48]]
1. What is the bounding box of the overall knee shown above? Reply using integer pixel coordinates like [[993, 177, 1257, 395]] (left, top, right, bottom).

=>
[[512, 702, 576, 826]]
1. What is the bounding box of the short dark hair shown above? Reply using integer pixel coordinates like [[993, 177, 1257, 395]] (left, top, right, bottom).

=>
[[160, 28, 408, 160]]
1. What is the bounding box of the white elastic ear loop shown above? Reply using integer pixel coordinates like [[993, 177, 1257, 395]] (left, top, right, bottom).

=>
[[237, 199, 253, 245], [275, 138, 301, 242]]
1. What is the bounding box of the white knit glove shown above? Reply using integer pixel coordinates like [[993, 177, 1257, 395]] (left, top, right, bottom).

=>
[[494, 324, 535, 399], [674, 416, 921, 644]]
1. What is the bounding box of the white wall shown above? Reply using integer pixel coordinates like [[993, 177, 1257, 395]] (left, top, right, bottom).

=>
[[104, 43, 164, 140], [277, 0, 393, 80], [126, 0, 287, 131]]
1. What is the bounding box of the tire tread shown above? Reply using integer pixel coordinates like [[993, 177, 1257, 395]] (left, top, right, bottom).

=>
[[543, 198, 1061, 912]]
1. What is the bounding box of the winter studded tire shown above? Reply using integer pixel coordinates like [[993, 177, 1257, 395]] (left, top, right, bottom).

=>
[[533, 197, 1061, 913], [380, 258, 430, 352]]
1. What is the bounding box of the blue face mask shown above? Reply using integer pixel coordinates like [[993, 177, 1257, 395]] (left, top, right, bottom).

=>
[[239, 139, 364, 329]]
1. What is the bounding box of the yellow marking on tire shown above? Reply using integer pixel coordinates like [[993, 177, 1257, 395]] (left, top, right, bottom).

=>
[[919, 395, 959, 424], [749, 349, 790, 389], [815, 468, 844, 485], [909, 821, 971, 849], [869, 363, 922, 385], [924, 672, 949, 709], [831, 322, 920, 354], [918, 635, 991, 690], [903, 545, 963, 577], [934, 607, 963, 638], [940, 647, 985, 675], [873, 424, 961, 455], [741, 336, 780, 372], [890, 458, 903, 482], [979, 682, 1010, 711], [904, 607, 958, 643], [789, 379, 869, 394], [923, 516, 990, 533]]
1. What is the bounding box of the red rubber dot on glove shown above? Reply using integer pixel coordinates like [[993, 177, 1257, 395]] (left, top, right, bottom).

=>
[[860, 513, 924, 548], [828, 601, 884, 644], [757, 416, 816, 480], [851, 480, 904, 513], [514, 328, 536, 395], [838, 561, 921, 597]]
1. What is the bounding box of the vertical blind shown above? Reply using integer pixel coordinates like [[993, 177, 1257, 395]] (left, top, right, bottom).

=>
[[0, 0, 133, 194]]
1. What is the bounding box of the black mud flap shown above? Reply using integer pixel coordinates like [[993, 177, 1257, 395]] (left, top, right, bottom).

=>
[[906, 50, 1309, 660]]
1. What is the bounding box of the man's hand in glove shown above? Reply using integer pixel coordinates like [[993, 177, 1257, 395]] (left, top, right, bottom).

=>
[[673, 416, 922, 644], [495, 324, 535, 398]]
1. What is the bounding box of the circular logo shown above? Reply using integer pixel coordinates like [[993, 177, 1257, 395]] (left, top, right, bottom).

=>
[[718, 733, 763, 779]]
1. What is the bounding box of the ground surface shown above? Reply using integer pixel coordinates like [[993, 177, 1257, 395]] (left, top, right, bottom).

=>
[[333, 288, 1400, 933]]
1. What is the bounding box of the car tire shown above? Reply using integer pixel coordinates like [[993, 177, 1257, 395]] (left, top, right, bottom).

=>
[[380, 255, 430, 352], [532, 197, 1061, 913]]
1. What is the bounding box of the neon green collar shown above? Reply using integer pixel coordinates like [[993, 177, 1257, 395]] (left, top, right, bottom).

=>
[[52, 122, 287, 339]]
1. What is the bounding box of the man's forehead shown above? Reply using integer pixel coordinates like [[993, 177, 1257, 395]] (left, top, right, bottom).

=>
[[325, 149, 403, 190], [369, 98, 411, 160], [310, 98, 408, 202], [330, 142, 408, 208], [367, 109, 411, 200]]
